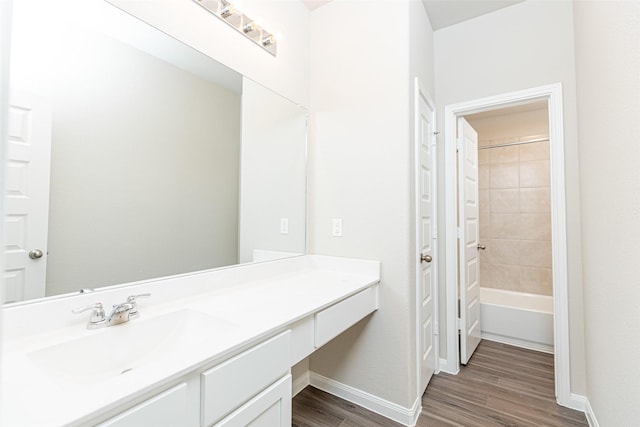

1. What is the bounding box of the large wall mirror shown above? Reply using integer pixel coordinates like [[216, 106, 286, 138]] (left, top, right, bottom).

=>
[[3, 0, 307, 305]]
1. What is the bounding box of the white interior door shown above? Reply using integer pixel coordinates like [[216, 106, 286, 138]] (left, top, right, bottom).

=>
[[3, 91, 52, 303], [457, 117, 481, 365], [416, 81, 436, 394]]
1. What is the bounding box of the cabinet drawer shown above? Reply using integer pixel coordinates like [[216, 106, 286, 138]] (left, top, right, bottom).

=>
[[315, 287, 377, 347], [97, 383, 187, 427], [214, 375, 291, 427], [201, 331, 291, 427]]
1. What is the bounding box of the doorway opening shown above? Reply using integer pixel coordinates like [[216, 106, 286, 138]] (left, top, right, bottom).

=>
[[463, 100, 553, 356], [443, 84, 577, 409]]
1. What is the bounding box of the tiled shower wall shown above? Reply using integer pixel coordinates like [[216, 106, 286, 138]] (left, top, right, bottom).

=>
[[478, 136, 552, 296]]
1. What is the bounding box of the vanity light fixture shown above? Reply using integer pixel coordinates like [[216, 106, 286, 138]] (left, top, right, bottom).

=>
[[193, 0, 277, 56]]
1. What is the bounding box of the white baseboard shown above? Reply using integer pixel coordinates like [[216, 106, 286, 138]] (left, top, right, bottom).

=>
[[309, 372, 421, 426], [439, 357, 459, 375], [584, 397, 600, 427], [292, 370, 310, 397], [562, 392, 586, 412], [481, 332, 554, 354]]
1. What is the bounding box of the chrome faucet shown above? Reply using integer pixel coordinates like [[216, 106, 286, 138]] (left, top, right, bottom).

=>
[[73, 294, 150, 329]]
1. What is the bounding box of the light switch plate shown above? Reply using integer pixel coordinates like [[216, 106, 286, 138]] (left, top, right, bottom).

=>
[[280, 218, 289, 234], [332, 218, 343, 237]]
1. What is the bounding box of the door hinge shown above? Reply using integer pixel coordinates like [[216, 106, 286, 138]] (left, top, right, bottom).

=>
[[456, 137, 463, 151], [456, 227, 462, 239], [457, 317, 462, 331]]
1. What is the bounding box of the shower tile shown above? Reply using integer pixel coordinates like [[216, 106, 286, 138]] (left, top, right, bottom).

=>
[[480, 260, 491, 287], [479, 165, 490, 190], [490, 163, 519, 189], [491, 214, 520, 239], [490, 189, 519, 213], [521, 214, 551, 240], [520, 160, 550, 188], [481, 241, 493, 265], [478, 149, 491, 165], [520, 188, 551, 213], [490, 145, 519, 164], [479, 244, 491, 263], [479, 190, 490, 214], [520, 240, 552, 268], [480, 214, 491, 239], [491, 264, 521, 291], [520, 134, 548, 142], [519, 141, 549, 162], [521, 266, 553, 296], [491, 239, 521, 266]]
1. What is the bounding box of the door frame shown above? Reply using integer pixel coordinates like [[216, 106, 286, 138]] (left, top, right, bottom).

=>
[[414, 77, 439, 400], [443, 83, 574, 408]]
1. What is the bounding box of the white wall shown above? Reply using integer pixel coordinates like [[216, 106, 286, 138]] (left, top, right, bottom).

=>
[[239, 77, 306, 263], [434, 0, 586, 394], [573, 1, 640, 424], [308, 0, 434, 412], [108, 0, 310, 108], [10, 5, 241, 295]]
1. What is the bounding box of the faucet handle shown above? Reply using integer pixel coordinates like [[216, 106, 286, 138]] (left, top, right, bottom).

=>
[[72, 302, 103, 314], [72, 302, 106, 326], [126, 293, 150, 317], [126, 293, 151, 303]]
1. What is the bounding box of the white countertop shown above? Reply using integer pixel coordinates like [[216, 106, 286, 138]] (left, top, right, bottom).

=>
[[1, 255, 380, 427]]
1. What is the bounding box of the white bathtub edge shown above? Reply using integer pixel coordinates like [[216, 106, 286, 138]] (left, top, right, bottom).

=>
[[480, 288, 555, 353], [480, 287, 554, 314]]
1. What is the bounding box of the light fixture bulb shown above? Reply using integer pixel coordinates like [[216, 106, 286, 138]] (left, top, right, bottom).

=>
[[262, 34, 274, 47], [243, 21, 257, 34], [220, 4, 236, 18]]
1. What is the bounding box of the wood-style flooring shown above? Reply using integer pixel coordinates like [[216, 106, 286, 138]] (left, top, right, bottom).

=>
[[291, 340, 588, 427]]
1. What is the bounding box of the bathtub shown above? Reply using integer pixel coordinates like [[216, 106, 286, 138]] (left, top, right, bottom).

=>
[[480, 287, 554, 353]]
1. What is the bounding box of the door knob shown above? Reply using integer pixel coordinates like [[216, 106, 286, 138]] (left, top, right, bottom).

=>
[[420, 254, 432, 263], [477, 244, 486, 250], [29, 249, 44, 259]]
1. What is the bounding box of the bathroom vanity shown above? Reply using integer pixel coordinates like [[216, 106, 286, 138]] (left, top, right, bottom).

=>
[[2, 255, 380, 426]]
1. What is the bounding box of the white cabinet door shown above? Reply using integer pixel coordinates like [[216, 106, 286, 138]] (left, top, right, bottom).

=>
[[215, 375, 291, 427], [458, 117, 482, 365], [97, 383, 187, 427], [201, 331, 291, 426], [4, 91, 52, 303]]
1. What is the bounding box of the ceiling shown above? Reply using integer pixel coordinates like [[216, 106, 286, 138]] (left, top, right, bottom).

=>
[[465, 100, 547, 120], [422, 0, 526, 30], [301, 0, 526, 31], [301, 0, 333, 11]]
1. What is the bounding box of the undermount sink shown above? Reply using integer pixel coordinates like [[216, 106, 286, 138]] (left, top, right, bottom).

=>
[[28, 309, 236, 385]]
